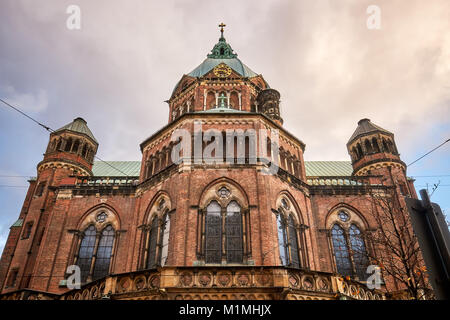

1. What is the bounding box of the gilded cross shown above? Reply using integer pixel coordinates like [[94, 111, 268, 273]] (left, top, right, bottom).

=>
[[219, 23, 226, 37]]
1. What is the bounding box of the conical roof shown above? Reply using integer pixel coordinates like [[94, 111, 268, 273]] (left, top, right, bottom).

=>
[[54, 117, 98, 143], [348, 118, 392, 144]]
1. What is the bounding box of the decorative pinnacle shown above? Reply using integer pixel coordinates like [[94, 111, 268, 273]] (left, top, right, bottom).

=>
[[219, 22, 226, 38]]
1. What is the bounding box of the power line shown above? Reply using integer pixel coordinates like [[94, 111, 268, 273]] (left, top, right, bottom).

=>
[[408, 138, 450, 167], [0, 185, 29, 188], [410, 175, 450, 178], [0, 98, 130, 177]]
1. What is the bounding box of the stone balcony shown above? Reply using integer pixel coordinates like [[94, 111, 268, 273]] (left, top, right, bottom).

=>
[[0, 266, 385, 300]]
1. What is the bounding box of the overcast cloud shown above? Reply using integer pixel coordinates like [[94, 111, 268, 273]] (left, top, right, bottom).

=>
[[0, 0, 449, 255]]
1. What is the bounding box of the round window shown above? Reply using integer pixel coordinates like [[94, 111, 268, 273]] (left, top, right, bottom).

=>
[[338, 211, 349, 222]]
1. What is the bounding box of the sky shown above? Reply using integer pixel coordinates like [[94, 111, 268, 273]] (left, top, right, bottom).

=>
[[0, 0, 449, 256]]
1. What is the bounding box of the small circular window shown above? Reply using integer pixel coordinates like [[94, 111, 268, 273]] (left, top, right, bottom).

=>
[[96, 212, 107, 223], [338, 211, 349, 222], [281, 198, 289, 210]]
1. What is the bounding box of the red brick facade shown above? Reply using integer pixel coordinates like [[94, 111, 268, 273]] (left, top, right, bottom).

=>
[[0, 34, 425, 300]]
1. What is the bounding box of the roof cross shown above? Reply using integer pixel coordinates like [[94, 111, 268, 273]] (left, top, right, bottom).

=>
[[219, 23, 226, 37]]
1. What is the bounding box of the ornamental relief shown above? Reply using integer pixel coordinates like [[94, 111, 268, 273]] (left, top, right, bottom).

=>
[[199, 182, 248, 209]]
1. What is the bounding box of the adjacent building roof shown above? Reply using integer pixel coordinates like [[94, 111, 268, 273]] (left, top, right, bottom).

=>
[[348, 118, 392, 144], [304, 161, 353, 176], [92, 161, 141, 177], [11, 218, 23, 228], [91, 160, 354, 178], [54, 117, 98, 143]]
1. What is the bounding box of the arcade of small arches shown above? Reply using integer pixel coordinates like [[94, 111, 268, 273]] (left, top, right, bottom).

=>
[[46, 135, 96, 163], [349, 135, 398, 163], [142, 135, 303, 181]]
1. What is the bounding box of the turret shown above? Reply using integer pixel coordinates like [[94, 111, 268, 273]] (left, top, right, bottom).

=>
[[347, 118, 414, 196], [38, 117, 98, 179], [256, 88, 283, 125]]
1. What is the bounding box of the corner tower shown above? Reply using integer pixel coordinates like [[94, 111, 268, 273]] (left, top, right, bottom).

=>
[[39, 117, 98, 178], [347, 118, 414, 196]]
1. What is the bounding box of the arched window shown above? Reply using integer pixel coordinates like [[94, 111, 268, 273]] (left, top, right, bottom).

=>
[[349, 224, 370, 280], [77, 225, 97, 283], [76, 224, 116, 283], [64, 138, 73, 152], [92, 225, 115, 280], [142, 196, 173, 269], [159, 213, 171, 267], [276, 214, 288, 265], [146, 217, 159, 269], [357, 143, 363, 158], [275, 196, 307, 269], [329, 210, 370, 281], [81, 144, 88, 158], [72, 139, 80, 153], [364, 139, 373, 154], [225, 201, 243, 263], [205, 201, 222, 264], [372, 137, 380, 153], [199, 184, 249, 265], [331, 224, 353, 277], [288, 215, 300, 268]]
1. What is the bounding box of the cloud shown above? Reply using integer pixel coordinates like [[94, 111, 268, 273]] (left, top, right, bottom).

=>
[[0, 86, 48, 113], [0, 0, 449, 255]]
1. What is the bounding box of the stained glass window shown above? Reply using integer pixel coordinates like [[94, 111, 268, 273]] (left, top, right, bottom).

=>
[[288, 215, 300, 268], [147, 218, 159, 268], [277, 214, 289, 266], [77, 225, 97, 283], [225, 201, 243, 263], [331, 224, 352, 277], [93, 225, 115, 280], [160, 214, 170, 267], [349, 224, 369, 280], [205, 201, 222, 263]]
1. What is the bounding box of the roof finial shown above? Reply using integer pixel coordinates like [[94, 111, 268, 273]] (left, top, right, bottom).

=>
[[219, 22, 226, 38]]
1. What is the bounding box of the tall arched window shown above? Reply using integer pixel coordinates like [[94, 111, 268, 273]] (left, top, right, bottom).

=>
[[225, 201, 243, 263], [76, 224, 116, 283], [159, 213, 171, 267], [198, 184, 249, 265], [147, 217, 159, 269], [77, 225, 97, 283], [205, 201, 222, 264], [349, 224, 370, 280], [275, 196, 307, 268], [288, 215, 300, 268], [142, 196, 173, 269], [328, 209, 370, 281], [92, 225, 115, 280], [276, 214, 288, 265], [331, 224, 353, 277]]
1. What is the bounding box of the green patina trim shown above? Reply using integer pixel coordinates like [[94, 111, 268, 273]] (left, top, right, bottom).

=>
[[207, 36, 237, 59]]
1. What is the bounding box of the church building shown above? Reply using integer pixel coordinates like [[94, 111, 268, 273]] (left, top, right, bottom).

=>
[[0, 26, 423, 300]]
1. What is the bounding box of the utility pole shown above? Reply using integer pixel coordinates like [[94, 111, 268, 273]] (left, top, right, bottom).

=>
[[405, 190, 450, 299]]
